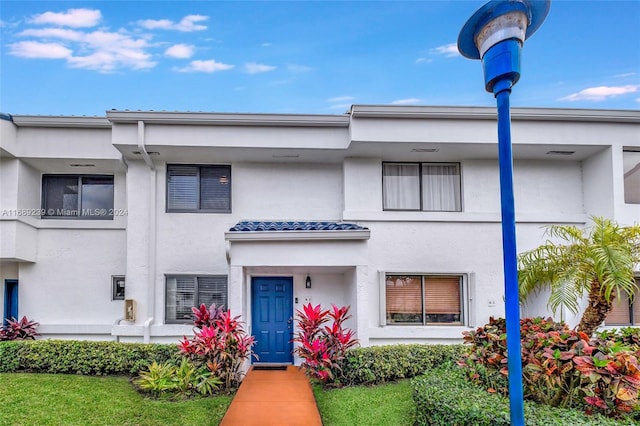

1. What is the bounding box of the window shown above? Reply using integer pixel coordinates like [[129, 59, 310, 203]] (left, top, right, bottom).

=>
[[165, 275, 228, 323], [42, 175, 114, 219], [383, 163, 461, 211], [605, 279, 640, 326], [112, 276, 125, 301], [385, 275, 463, 325], [167, 165, 231, 212], [623, 149, 640, 204]]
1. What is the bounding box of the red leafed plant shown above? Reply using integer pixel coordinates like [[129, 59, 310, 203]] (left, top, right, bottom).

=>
[[293, 303, 358, 385], [574, 345, 640, 417], [459, 316, 640, 419], [0, 316, 40, 341], [179, 304, 255, 391]]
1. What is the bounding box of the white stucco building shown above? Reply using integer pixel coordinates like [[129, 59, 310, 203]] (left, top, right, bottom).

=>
[[1, 105, 638, 364]]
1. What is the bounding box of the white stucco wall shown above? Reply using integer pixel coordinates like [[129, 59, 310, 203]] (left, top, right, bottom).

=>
[[2, 107, 637, 345]]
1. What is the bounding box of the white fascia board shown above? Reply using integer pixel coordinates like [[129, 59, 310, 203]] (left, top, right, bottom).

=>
[[225, 230, 370, 241], [350, 105, 640, 124], [11, 115, 111, 128], [107, 110, 350, 127]]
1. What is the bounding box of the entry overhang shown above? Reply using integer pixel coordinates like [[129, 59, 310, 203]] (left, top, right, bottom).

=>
[[225, 221, 370, 242]]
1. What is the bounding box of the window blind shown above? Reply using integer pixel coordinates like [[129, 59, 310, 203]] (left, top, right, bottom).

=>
[[200, 167, 231, 211], [424, 276, 461, 314], [167, 166, 199, 210], [386, 276, 422, 314]]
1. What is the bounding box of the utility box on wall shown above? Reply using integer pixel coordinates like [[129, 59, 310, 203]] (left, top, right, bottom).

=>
[[124, 299, 136, 322]]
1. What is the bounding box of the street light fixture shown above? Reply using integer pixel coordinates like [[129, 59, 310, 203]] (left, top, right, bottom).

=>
[[458, 1, 550, 425]]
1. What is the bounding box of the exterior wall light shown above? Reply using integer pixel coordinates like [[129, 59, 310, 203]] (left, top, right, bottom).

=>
[[305, 275, 312, 289], [458, 2, 551, 425]]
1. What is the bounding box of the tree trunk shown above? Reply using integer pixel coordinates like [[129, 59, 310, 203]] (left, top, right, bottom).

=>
[[577, 279, 613, 337]]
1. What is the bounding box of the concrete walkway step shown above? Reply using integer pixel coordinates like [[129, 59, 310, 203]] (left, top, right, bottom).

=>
[[220, 366, 322, 426]]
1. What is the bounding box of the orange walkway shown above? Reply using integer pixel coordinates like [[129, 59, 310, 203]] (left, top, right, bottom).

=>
[[220, 366, 323, 426]]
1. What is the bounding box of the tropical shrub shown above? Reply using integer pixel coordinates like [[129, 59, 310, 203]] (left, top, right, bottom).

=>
[[178, 304, 255, 391], [133, 359, 222, 398], [518, 217, 640, 337], [337, 343, 465, 386], [0, 316, 40, 341], [0, 340, 179, 375], [596, 328, 640, 350], [293, 303, 358, 384], [459, 317, 640, 419], [412, 365, 637, 426]]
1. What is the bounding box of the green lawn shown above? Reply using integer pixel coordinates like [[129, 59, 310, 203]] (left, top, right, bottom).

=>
[[1, 373, 414, 426], [314, 380, 415, 426], [0, 374, 233, 426]]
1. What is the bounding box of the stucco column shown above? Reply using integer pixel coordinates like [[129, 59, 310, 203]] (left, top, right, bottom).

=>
[[124, 160, 154, 324], [354, 265, 370, 346]]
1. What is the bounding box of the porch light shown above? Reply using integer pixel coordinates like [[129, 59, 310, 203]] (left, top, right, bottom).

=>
[[305, 275, 312, 289], [458, 1, 551, 425]]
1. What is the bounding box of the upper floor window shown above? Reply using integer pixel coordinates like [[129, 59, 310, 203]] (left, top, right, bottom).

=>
[[383, 163, 461, 211], [167, 165, 231, 213], [605, 278, 640, 326], [42, 175, 114, 219], [385, 274, 463, 325], [165, 275, 228, 323], [623, 149, 640, 204]]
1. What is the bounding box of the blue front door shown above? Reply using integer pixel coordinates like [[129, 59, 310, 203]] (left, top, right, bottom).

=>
[[3, 280, 18, 326], [251, 277, 293, 364]]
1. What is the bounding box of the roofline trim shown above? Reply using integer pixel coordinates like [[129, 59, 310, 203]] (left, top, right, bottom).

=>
[[10, 115, 111, 128], [349, 105, 640, 123], [107, 110, 351, 127], [225, 230, 370, 241]]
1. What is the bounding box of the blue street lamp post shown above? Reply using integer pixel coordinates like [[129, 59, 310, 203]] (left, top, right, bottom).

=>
[[458, 1, 550, 425]]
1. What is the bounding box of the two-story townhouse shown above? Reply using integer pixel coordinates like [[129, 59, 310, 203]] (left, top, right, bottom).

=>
[[1, 106, 638, 365]]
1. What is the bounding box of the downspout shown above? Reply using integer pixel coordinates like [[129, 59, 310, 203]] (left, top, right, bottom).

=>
[[138, 120, 157, 343]]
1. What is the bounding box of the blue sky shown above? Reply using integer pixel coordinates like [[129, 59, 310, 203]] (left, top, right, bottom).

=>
[[1, 1, 639, 116]]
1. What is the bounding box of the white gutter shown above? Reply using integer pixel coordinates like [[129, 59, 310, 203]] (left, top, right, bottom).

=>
[[138, 120, 157, 343]]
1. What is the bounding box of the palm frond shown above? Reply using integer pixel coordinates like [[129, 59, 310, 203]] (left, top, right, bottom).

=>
[[547, 278, 581, 315], [517, 217, 640, 320]]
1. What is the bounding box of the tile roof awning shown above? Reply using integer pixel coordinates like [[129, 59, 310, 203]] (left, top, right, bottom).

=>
[[225, 221, 370, 241]]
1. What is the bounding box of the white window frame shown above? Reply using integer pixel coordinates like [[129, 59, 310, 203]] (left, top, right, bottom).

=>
[[166, 164, 232, 213], [382, 162, 462, 212], [42, 174, 114, 219], [379, 271, 474, 327], [165, 275, 228, 324]]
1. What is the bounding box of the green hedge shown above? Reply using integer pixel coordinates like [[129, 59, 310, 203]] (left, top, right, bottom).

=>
[[412, 366, 637, 426], [336, 344, 466, 386], [0, 340, 180, 376]]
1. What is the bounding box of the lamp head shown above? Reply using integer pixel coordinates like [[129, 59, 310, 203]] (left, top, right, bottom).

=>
[[458, 0, 550, 60], [457, 0, 550, 94]]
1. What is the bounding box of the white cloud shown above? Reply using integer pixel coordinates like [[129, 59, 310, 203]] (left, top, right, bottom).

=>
[[245, 62, 276, 74], [287, 63, 313, 73], [327, 96, 354, 103], [391, 98, 422, 105], [29, 9, 101, 28], [165, 43, 195, 59], [415, 57, 432, 64], [176, 59, 234, 73], [261, 42, 272, 47], [19, 28, 84, 41], [558, 85, 639, 102], [138, 15, 208, 32], [12, 26, 156, 72], [9, 41, 72, 59], [614, 72, 636, 78], [429, 43, 459, 58]]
